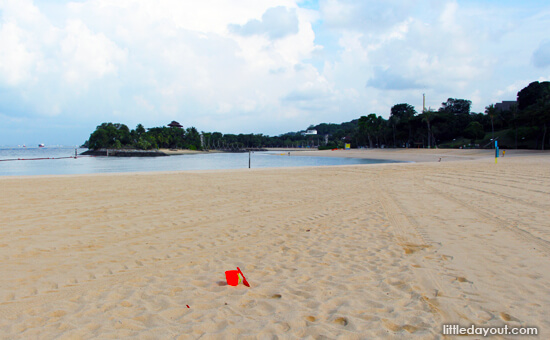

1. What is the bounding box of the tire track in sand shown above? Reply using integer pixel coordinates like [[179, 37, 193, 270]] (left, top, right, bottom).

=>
[[372, 173, 454, 326], [423, 178, 550, 256]]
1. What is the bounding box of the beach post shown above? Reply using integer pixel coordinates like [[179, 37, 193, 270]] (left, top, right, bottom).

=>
[[495, 141, 499, 164], [249, 150, 251, 168]]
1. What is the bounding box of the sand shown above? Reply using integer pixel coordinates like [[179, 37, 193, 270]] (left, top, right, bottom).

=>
[[1, 150, 549, 338], [283, 147, 550, 163]]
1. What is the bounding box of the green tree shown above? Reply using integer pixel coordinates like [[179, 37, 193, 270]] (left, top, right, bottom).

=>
[[440, 98, 472, 135], [136, 124, 146, 137], [517, 81, 550, 149], [420, 109, 436, 148], [464, 121, 485, 141], [390, 103, 416, 147], [358, 114, 379, 148], [440, 98, 471, 115], [485, 104, 496, 147], [517, 81, 550, 110], [86, 122, 131, 149], [510, 103, 519, 149], [185, 127, 201, 150]]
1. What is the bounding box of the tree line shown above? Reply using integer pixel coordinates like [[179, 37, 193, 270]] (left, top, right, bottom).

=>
[[357, 81, 549, 150], [83, 123, 202, 150], [83, 80, 550, 151]]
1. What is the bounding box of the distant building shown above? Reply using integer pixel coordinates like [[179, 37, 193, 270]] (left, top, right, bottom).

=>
[[495, 101, 516, 112], [302, 129, 317, 135], [167, 121, 183, 128]]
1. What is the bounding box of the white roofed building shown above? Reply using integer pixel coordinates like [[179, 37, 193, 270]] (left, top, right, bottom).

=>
[[303, 129, 317, 135]]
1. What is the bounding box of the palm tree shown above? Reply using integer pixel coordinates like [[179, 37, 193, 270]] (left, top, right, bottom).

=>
[[389, 115, 399, 148], [422, 108, 435, 149], [535, 93, 550, 150], [510, 103, 518, 149]]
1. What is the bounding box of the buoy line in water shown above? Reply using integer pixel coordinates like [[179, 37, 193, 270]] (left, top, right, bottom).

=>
[[0, 155, 95, 162]]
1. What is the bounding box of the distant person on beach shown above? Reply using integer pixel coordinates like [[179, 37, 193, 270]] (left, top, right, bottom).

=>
[[503, 150, 506, 156], [438, 157, 442, 162]]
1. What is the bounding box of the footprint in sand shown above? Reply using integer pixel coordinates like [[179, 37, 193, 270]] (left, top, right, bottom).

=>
[[500, 312, 518, 322], [402, 325, 419, 333], [42, 281, 59, 290], [456, 276, 471, 283], [476, 310, 493, 322], [49, 310, 67, 318], [306, 316, 316, 322], [401, 243, 430, 254], [334, 317, 348, 326], [383, 319, 402, 332], [120, 301, 133, 307], [26, 287, 38, 296], [271, 294, 282, 299]]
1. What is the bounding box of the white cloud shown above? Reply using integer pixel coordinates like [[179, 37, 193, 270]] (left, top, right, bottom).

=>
[[533, 40, 550, 68], [439, 1, 460, 34], [320, 0, 415, 33], [0, 0, 58, 86], [133, 95, 155, 112], [229, 6, 299, 40], [366, 67, 425, 91], [61, 20, 127, 85], [0, 22, 35, 85]]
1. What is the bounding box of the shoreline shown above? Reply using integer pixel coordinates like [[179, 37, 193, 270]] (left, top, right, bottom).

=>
[[80, 148, 270, 157], [269, 148, 550, 163], [158, 148, 222, 155], [75, 146, 550, 163]]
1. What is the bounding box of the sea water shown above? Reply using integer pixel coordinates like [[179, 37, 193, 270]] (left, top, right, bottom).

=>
[[0, 147, 398, 176]]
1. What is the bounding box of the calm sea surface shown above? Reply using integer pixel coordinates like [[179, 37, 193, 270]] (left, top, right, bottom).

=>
[[0, 147, 398, 176]]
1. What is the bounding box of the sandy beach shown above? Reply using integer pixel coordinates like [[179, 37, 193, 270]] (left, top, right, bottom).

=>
[[1, 150, 549, 338], [283, 148, 550, 163]]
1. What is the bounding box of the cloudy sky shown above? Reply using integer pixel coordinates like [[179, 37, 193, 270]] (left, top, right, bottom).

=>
[[1, 0, 549, 146]]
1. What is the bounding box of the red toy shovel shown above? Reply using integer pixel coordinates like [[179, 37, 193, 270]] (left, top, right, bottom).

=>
[[237, 267, 250, 287]]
